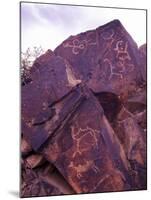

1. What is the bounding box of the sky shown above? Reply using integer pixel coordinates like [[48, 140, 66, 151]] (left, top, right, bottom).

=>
[[21, 2, 146, 52]]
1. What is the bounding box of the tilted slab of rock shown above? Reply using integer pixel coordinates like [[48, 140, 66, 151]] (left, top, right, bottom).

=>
[[22, 51, 81, 150], [113, 111, 146, 189], [22, 84, 86, 151], [22, 50, 80, 124], [41, 85, 132, 193], [39, 167, 75, 195], [21, 160, 63, 197], [25, 154, 45, 169], [54, 20, 141, 98]]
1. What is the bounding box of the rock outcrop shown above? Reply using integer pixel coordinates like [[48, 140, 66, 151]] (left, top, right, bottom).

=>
[[21, 20, 147, 197]]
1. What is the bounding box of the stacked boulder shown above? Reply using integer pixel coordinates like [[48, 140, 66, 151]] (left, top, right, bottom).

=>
[[21, 20, 146, 197]]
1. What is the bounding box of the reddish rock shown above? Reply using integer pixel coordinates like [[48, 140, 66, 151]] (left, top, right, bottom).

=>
[[42, 85, 132, 193], [22, 52, 81, 150], [114, 117, 146, 189], [21, 136, 32, 156], [25, 154, 45, 169], [21, 20, 147, 196], [21, 160, 63, 197], [22, 84, 85, 151], [39, 167, 75, 195], [55, 20, 141, 98], [139, 44, 147, 81]]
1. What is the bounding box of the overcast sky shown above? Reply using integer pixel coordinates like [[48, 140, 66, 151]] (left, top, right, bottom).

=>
[[21, 2, 146, 52]]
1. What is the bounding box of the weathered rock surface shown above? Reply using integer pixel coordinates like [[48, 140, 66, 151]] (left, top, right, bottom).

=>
[[55, 20, 142, 99], [21, 20, 147, 197], [22, 52, 81, 150], [113, 116, 146, 189], [139, 44, 147, 81], [21, 160, 63, 198], [42, 85, 133, 193]]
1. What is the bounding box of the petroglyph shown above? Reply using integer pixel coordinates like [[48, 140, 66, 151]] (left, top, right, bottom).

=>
[[63, 39, 85, 55], [103, 58, 124, 80], [69, 160, 100, 179], [114, 40, 131, 61], [71, 126, 99, 157], [63, 33, 97, 55], [67, 125, 101, 179], [69, 160, 93, 179], [21, 20, 146, 196]]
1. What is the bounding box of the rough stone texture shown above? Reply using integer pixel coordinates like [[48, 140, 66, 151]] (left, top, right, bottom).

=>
[[21, 136, 32, 156], [25, 154, 45, 169], [42, 85, 133, 193], [22, 85, 85, 151], [21, 160, 62, 198], [55, 20, 141, 98], [113, 117, 146, 190], [22, 52, 81, 151], [139, 44, 147, 81], [21, 20, 147, 197]]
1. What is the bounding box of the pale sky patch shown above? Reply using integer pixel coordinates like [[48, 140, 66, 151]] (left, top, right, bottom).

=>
[[21, 3, 146, 52]]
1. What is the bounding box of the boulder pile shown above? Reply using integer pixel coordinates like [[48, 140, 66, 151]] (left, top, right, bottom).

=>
[[21, 20, 146, 197]]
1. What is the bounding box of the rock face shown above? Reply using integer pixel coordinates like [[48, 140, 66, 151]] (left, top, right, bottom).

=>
[[21, 159, 63, 198], [22, 51, 81, 151], [139, 44, 147, 81], [21, 20, 147, 197], [42, 85, 132, 193], [55, 20, 141, 98]]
